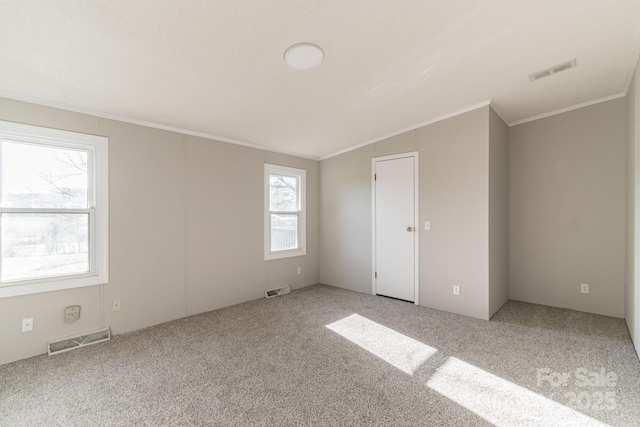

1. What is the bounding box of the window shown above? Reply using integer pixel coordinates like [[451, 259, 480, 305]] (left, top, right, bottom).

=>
[[264, 164, 306, 260], [0, 120, 108, 298]]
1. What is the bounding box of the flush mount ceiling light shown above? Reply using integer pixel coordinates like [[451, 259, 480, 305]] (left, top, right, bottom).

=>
[[284, 42, 324, 70]]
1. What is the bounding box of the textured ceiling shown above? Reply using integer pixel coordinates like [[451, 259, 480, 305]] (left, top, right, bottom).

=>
[[1, 1, 639, 159]]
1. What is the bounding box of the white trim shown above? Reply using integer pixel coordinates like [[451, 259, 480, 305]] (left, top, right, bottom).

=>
[[5, 85, 637, 162], [0, 119, 106, 150], [632, 64, 640, 356], [320, 101, 492, 160], [371, 161, 376, 297], [623, 27, 640, 96], [0, 120, 108, 298], [371, 151, 419, 305], [508, 93, 626, 127], [5, 55, 638, 162], [264, 163, 307, 261], [0, 91, 319, 161], [489, 101, 510, 125], [320, 90, 632, 158]]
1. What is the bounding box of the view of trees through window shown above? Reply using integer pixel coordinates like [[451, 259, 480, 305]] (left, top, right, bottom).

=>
[[1, 141, 90, 282], [269, 174, 299, 251]]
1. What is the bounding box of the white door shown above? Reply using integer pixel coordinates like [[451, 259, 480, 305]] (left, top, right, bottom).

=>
[[374, 154, 417, 302]]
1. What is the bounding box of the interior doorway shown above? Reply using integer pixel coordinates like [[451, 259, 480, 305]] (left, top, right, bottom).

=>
[[372, 152, 419, 303]]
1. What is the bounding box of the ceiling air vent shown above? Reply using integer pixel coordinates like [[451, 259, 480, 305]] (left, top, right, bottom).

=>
[[528, 58, 576, 82]]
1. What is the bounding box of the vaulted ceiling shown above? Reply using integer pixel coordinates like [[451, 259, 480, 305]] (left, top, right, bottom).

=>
[[1, 1, 639, 159]]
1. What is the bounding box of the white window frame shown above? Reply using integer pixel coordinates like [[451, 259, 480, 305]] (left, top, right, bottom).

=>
[[0, 120, 108, 298], [264, 163, 306, 260]]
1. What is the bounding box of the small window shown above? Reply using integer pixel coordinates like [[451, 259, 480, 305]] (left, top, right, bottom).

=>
[[0, 121, 108, 298], [264, 164, 306, 260]]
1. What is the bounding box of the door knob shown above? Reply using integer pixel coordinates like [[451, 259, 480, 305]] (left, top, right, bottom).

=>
[[407, 226, 414, 232]]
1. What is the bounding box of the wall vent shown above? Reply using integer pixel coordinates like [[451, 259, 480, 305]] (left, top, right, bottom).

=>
[[265, 285, 291, 298], [48, 327, 111, 356], [528, 58, 576, 82]]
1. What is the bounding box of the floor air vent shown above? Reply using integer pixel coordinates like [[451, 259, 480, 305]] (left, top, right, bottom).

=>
[[265, 285, 291, 298], [48, 327, 111, 356]]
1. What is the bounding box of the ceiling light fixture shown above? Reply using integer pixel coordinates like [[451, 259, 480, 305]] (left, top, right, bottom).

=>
[[284, 42, 324, 70]]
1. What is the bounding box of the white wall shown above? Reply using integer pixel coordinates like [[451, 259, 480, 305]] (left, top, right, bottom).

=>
[[626, 56, 640, 354], [0, 97, 319, 365], [320, 106, 508, 320], [509, 98, 626, 318]]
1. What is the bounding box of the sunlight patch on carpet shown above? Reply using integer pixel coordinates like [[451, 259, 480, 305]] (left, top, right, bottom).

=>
[[426, 357, 609, 426], [326, 313, 437, 375]]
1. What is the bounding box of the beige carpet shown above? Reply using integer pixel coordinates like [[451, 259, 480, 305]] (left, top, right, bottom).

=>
[[1, 284, 639, 426]]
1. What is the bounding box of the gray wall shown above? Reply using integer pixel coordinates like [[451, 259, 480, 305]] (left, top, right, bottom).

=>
[[317, 131, 419, 294], [0, 97, 319, 365], [510, 98, 626, 318], [488, 108, 509, 318], [2, 86, 632, 364], [626, 57, 640, 354], [319, 144, 375, 294], [417, 108, 491, 320], [320, 106, 508, 320]]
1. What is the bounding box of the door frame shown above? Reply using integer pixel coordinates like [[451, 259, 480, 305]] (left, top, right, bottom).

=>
[[371, 151, 419, 305]]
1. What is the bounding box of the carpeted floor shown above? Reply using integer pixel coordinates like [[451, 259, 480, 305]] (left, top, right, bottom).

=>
[[1, 284, 639, 426]]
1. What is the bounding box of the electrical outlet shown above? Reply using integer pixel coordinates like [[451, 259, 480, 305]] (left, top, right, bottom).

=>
[[581, 284, 589, 294], [22, 317, 33, 332], [112, 299, 121, 312], [64, 305, 81, 323], [453, 285, 460, 296], [297, 267, 302, 275]]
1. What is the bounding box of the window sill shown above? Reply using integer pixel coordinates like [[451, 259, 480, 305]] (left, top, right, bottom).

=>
[[0, 273, 108, 298], [265, 249, 306, 261]]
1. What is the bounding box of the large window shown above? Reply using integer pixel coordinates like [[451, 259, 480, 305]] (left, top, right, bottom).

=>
[[264, 164, 306, 260], [0, 121, 108, 298]]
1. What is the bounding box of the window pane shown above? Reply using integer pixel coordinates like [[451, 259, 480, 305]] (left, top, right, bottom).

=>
[[1, 213, 89, 282], [269, 174, 298, 211], [271, 214, 298, 251], [1, 141, 88, 208]]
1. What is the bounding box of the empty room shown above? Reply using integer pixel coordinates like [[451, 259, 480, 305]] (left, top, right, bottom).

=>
[[1, 1, 640, 426]]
